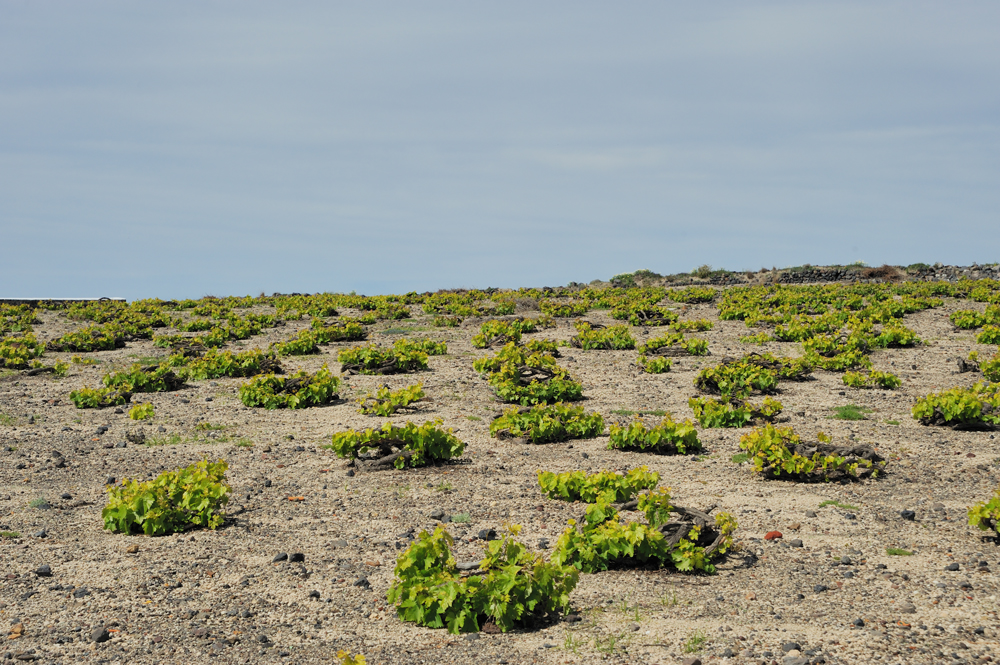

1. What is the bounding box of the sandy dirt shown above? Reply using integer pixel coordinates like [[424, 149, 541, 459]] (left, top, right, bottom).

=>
[[2, 291, 999, 665]]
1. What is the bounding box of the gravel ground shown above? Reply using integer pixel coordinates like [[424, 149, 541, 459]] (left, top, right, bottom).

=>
[[2, 292, 1000, 665]]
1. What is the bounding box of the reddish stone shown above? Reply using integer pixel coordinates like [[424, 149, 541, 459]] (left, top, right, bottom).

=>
[[764, 531, 783, 540]]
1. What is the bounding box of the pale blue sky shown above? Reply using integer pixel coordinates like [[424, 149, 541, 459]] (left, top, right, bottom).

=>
[[1, 2, 998, 299]]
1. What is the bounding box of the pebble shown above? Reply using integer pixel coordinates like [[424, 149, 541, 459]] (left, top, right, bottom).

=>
[[840, 556, 852, 565], [477, 528, 498, 541], [853, 618, 865, 627], [289, 552, 305, 562], [946, 563, 960, 571], [346, 470, 355, 477], [814, 584, 828, 592], [272, 553, 288, 563], [91, 626, 110, 643], [537, 538, 550, 549], [32, 529, 46, 538], [681, 657, 702, 665], [105, 476, 115, 485], [765, 530, 783, 540], [331, 539, 349, 548], [125, 544, 139, 554], [900, 602, 917, 614], [353, 577, 370, 589], [788, 538, 803, 547], [263, 479, 271, 487], [900, 509, 916, 521], [456, 562, 479, 571], [429, 508, 445, 520], [34, 565, 51, 577], [59, 493, 71, 500]]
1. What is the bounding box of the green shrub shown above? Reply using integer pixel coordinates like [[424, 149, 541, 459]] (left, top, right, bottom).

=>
[[328, 420, 465, 469], [951, 310, 985, 329], [490, 403, 604, 443], [669, 286, 716, 303], [338, 341, 429, 374], [694, 361, 778, 401], [357, 383, 425, 416], [69, 386, 132, 409], [102, 363, 185, 393], [610, 305, 678, 327], [0, 333, 45, 369], [671, 319, 714, 332], [128, 402, 154, 420], [983, 353, 1000, 382], [842, 370, 901, 389], [272, 329, 321, 355], [873, 325, 921, 348], [47, 325, 126, 352], [471, 320, 523, 348], [570, 322, 635, 350], [474, 343, 583, 406], [607, 415, 701, 454], [969, 485, 1000, 539], [636, 355, 672, 373], [978, 325, 1000, 345], [310, 318, 367, 342], [102, 459, 230, 536], [387, 525, 578, 633], [738, 425, 880, 481], [180, 348, 282, 380], [537, 467, 660, 503], [689, 396, 782, 428], [637, 333, 708, 357], [238, 365, 340, 409], [540, 301, 590, 318], [912, 382, 1000, 428], [550, 496, 736, 574], [432, 315, 462, 327]]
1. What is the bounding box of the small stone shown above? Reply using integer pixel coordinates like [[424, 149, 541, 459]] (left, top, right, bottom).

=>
[[289, 553, 305, 563], [60, 493, 71, 500], [345, 470, 355, 477], [840, 556, 852, 565], [782, 642, 802, 653], [456, 562, 479, 571], [721, 647, 735, 657], [331, 539, 348, 548], [91, 626, 110, 643], [581, 452, 589, 459], [263, 479, 271, 487], [853, 618, 865, 627], [900, 509, 916, 521], [257, 634, 270, 644], [746, 591, 756, 600], [946, 563, 960, 571], [805, 510, 817, 518], [32, 529, 46, 538], [125, 544, 139, 554], [115, 441, 127, 448], [272, 553, 288, 563], [842, 570, 854, 578], [464, 633, 480, 641], [537, 538, 550, 549], [205, 397, 213, 402], [157, 425, 166, 432], [788, 539, 803, 547], [307, 590, 320, 599], [34, 565, 51, 577], [428, 508, 445, 520], [765, 530, 783, 540], [681, 657, 702, 665], [477, 528, 498, 541], [814, 584, 828, 593], [105, 476, 116, 485], [900, 602, 916, 614], [353, 577, 370, 588]]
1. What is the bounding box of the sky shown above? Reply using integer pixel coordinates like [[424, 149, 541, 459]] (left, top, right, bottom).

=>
[[1, 2, 998, 299]]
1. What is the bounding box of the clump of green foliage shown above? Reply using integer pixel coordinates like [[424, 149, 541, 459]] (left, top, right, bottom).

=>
[[537, 467, 660, 503], [357, 383, 425, 416], [688, 396, 783, 428], [432, 315, 462, 327], [842, 370, 901, 389], [607, 415, 701, 454], [738, 424, 883, 481], [489, 403, 604, 443], [570, 321, 635, 350], [328, 420, 465, 469], [102, 459, 230, 536], [471, 319, 538, 348], [912, 382, 1000, 429], [128, 402, 155, 420], [550, 492, 737, 574], [671, 318, 714, 332], [695, 353, 810, 401], [978, 325, 1000, 345], [338, 340, 431, 374], [387, 525, 578, 633], [969, 485, 1000, 539], [238, 365, 340, 409], [180, 348, 283, 380], [0, 333, 45, 369], [69, 386, 132, 409], [669, 286, 717, 303], [474, 342, 583, 406], [47, 325, 126, 352], [102, 363, 185, 393]]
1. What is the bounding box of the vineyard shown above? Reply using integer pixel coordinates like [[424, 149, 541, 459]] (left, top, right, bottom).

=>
[[2, 268, 1000, 664]]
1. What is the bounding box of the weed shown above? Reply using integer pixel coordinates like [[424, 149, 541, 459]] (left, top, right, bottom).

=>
[[28, 497, 48, 509], [610, 409, 668, 417], [730, 452, 750, 464], [886, 547, 914, 556], [562, 631, 584, 654], [0, 413, 16, 426], [451, 512, 470, 523], [195, 422, 226, 431], [682, 630, 707, 653], [233, 438, 254, 448], [146, 434, 184, 447], [434, 482, 453, 492], [819, 500, 859, 511], [885, 420, 901, 426], [0, 531, 20, 539], [660, 590, 679, 607], [466, 415, 482, 421], [593, 630, 628, 655], [830, 405, 872, 421]]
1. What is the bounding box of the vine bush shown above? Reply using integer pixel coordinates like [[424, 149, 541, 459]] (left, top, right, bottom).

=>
[[570, 322, 635, 350], [607, 416, 701, 454], [689, 396, 783, 428], [912, 383, 1000, 429], [738, 425, 884, 481], [490, 403, 604, 443], [357, 384, 425, 416], [537, 467, 660, 503], [328, 420, 465, 469], [238, 365, 340, 409]]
